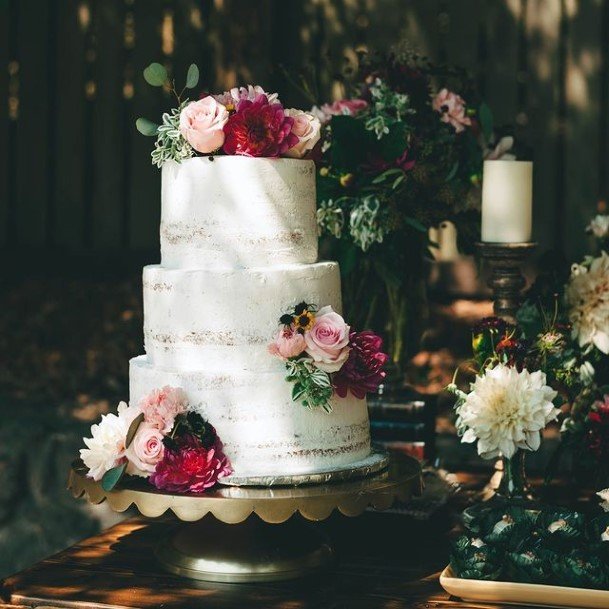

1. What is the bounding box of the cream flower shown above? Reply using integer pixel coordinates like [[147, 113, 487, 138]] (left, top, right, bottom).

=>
[[456, 364, 559, 459], [80, 401, 140, 481], [597, 488, 609, 512], [587, 215, 609, 239], [284, 109, 321, 158], [565, 252, 609, 354]]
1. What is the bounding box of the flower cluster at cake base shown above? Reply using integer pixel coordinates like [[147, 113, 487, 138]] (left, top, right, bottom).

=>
[[135, 62, 321, 166], [268, 302, 388, 411], [80, 386, 231, 493]]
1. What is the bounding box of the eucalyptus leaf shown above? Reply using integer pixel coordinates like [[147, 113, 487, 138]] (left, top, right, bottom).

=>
[[101, 461, 127, 492], [186, 63, 199, 89], [392, 173, 405, 189], [136, 117, 159, 136], [143, 62, 168, 87], [125, 412, 145, 448]]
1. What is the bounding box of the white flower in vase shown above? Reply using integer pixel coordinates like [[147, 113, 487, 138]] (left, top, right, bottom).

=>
[[456, 364, 559, 459], [565, 251, 609, 354]]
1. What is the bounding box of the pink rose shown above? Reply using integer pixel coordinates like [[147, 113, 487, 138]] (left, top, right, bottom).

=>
[[268, 326, 307, 360], [125, 423, 165, 476], [432, 88, 472, 133], [139, 386, 188, 434], [324, 99, 368, 117], [179, 97, 229, 153], [304, 306, 350, 372], [284, 109, 321, 159]]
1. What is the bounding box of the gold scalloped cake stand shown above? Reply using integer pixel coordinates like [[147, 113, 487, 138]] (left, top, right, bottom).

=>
[[69, 454, 421, 583]]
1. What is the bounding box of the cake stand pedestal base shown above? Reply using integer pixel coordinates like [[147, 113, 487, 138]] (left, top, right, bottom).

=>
[[157, 515, 333, 583], [69, 453, 421, 583]]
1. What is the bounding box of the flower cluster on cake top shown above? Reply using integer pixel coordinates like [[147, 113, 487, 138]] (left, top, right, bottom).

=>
[[80, 385, 231, 493], [269, 301, 388, 412], [135, 63, 320, 166]]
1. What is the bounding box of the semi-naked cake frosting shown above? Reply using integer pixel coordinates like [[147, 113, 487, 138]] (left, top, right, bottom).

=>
[[129, 155, 372, 479]]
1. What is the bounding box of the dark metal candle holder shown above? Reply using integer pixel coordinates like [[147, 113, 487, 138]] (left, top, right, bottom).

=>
[[475, 242, 537, 324]]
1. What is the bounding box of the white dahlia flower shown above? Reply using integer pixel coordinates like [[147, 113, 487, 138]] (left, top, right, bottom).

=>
[[565, 252, 609, 354], [456, 364, 559, 459], [80, 401, 139, 481]]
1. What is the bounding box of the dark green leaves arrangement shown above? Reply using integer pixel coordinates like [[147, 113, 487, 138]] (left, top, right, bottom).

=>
[[451, 502, 609, 590]]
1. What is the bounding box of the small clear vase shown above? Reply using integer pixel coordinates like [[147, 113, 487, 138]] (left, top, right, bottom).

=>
[[495, 450, 533, 501]]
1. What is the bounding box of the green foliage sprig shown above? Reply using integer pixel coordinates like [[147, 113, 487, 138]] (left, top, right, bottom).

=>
[[285, 357, 334, 412], [135, 62, 200, 166]]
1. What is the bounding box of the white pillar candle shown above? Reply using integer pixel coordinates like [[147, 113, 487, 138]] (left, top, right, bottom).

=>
[[481, 160, 533, 242]]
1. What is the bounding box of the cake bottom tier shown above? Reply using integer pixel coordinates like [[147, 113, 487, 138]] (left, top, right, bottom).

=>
[[129, 356, 372, 479]]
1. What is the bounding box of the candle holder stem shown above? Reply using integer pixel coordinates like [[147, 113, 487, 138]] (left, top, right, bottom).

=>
[[475, 242, 537, 325]]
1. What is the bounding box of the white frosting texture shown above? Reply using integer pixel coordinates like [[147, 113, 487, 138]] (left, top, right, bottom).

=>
[[143, 261, 341, 371], [129, 156, 373, 480], [161, 157, 318, 269], [130, 356, 371, 477]]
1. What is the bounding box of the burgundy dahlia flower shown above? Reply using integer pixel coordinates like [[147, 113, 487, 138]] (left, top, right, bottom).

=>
[[150, 434, 231, 494], [222, 94, 298, 157], [333, 330, 389, 399], [586, 396, 609, 459]]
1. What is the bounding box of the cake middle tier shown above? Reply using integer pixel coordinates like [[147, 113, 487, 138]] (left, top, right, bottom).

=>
[[143, 261, 341, 371]]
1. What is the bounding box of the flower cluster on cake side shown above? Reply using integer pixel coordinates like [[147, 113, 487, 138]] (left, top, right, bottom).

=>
[[135, 63, 320, 166], [268, 301, 388, 412], [80, 386, 231, 492]]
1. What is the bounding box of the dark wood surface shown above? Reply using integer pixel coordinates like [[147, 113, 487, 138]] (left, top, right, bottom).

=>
[[0, 508, 522, 609]]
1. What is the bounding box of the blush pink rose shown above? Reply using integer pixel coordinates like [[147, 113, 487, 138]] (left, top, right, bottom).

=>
[[432, 88, 472, 133], [268, 326, 307, 360], [320, 99, 368, 121], [125, 423, 165, 476], [284, 109, 321, 159], [139, 386, 188, 434], [179, 97, 229, 153], [304, 306, 350, 372]]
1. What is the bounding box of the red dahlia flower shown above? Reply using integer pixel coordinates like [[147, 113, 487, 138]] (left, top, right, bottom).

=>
[[222, 94, 298, 157], [586, 396, 609, 459], [333, 330, 389, 399], [150, 434, 231, 493]]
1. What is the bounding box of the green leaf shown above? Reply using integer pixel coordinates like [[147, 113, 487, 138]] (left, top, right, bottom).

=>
[[125, 412, 145, 448], [379, 122, 409, 162], [372, 168, 403, 184], [136, 117, 159, 136], [445, 161, 459, 182], [330, 115, 373, 170], [392, 173, 405, 189], [291, 383, 306, 401], [101, 462, 127, 492], [403, 216, 428, 233], [186, 63, 199, 89], [143, 62, 168, 87], [478, 102, 494, 142]]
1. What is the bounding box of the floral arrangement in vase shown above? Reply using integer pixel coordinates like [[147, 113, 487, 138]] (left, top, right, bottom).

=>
[[268, 301, 388, 412], [135, 63, 320, 166], [313, 48, 518, 370], [80, 386, 231, 493]]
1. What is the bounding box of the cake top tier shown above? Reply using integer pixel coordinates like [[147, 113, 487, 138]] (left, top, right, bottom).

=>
[[160, 156, 318, 269]]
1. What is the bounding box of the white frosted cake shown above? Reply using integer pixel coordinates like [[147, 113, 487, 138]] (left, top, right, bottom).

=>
[[129, 156, 372, 479]]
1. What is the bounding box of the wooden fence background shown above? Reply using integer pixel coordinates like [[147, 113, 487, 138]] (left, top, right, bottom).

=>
[[0, 0, 607, 271]]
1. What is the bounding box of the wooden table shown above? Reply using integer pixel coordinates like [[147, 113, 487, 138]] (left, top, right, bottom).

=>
[[0, 509, 505, 609]]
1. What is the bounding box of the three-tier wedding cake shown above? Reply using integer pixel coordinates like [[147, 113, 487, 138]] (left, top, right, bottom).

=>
[[129, 156, 372, 479]]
